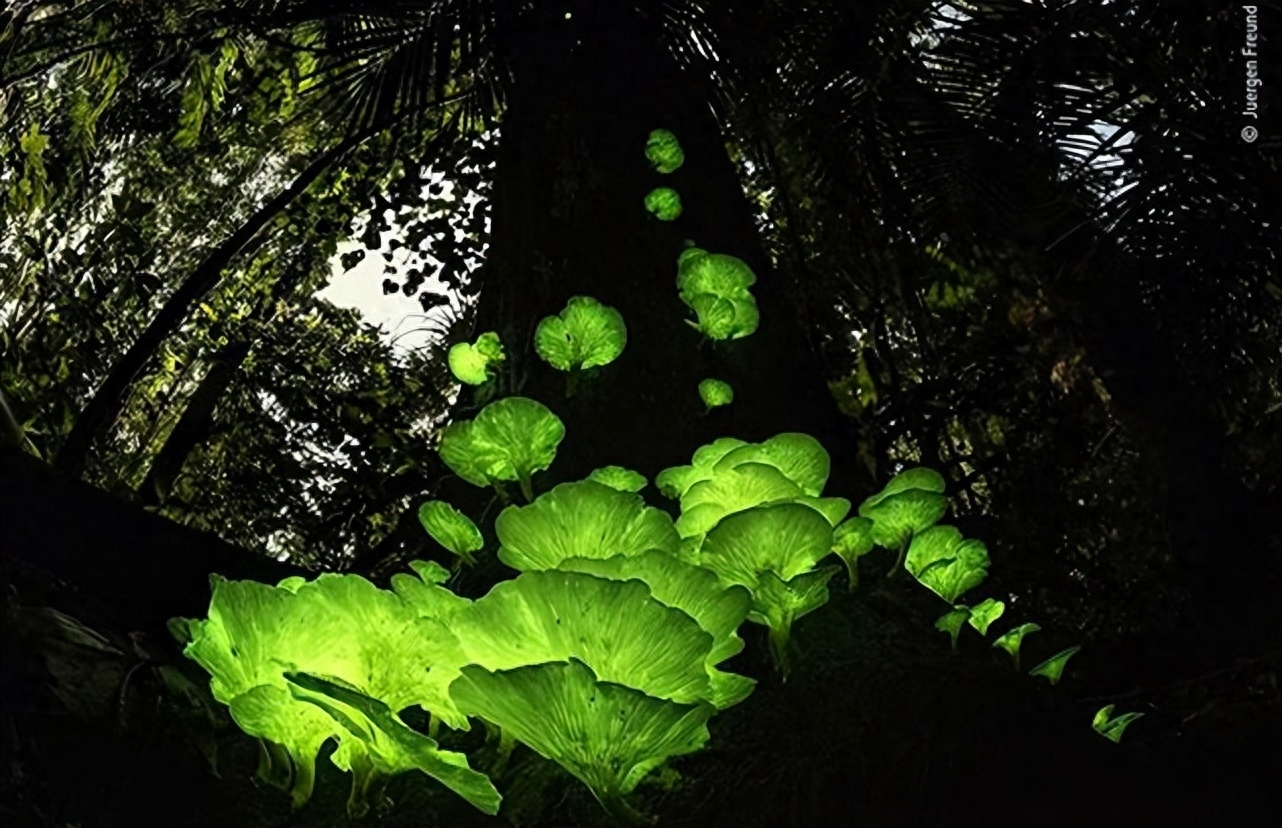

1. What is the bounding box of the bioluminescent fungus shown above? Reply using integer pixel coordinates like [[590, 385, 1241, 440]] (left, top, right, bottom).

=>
[[495, 480, 679, 571], [992, 622, 1041, 671], [176, 573, 472, 813], [904, 524, 990, 604], [698, 378, 733, 410], [534, 295, 627, 372], [557, 549, 756, 709], [858, 466, 949, 550], [390, 560, 472, 621], [935, 606, 972, 651], [646, 128, 685, 173], [285, 672, 501, 817], [418, 500, 483, 566], [451, 570, 724, 707], [645, 186, 683, 220], [447, 332, 505, 386], [587, 465, 648, 493], [437, 396, 565, 501], [694, 503, 837, 676], [450, 658, 713, 822], [966, 597, 1005, 636], [1028, 645, 1081, 686], [676, 247, 759, 340], [830, 516, 875, 589], [1092, 704, 1145, 743]]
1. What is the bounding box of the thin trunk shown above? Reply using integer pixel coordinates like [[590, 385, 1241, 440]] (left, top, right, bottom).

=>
[[55, 134, 363, 477], [138, 340, 250, 506]]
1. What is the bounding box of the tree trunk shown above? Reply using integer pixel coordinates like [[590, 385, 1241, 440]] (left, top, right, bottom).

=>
[[55, 135, 361, 478], [444, 4, 856, 508]]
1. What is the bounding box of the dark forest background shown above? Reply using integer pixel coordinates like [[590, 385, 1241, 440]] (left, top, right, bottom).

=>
[[1, 2, 1279, 826]]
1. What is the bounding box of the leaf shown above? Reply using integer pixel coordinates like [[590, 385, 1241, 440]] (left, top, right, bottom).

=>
[[418, 501, 483, 564], [935, 606, 972, 651], [992, 623, 1041, 670], [904, 525, 990, 604], [645, 129, 685, 173], [587, 465, 648, 493], [1093, 705, 1145, 743], [698, 378, 734, 409], [534, 296, 627, 371], [645, 187, 683, 220], [967, 598, 1005, 635], [1028, 645, 1081, 686]]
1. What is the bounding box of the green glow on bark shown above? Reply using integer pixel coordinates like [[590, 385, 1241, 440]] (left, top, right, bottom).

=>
[[447, 332, 505, 385], [437, 397, 565, 500], [534, 295, 627, 371], [1028, 645, 1081, 685], [698, 378, 734, 409], [645, 128, 685, 173], [645, 186, 683, 220], [417, 500, 483, 566]]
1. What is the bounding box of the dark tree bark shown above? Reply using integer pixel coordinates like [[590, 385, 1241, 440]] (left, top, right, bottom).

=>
[[445, 4, 857, 505]]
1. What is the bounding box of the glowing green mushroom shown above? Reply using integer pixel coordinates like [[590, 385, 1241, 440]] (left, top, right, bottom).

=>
[[534, 295, 627, 371], [967, 597, 1005, 635], [285, 673, 501, 817], [1093, 705, 1144, 743], [830, 516, 875, 589], [645, 186, 683, 220], [698, 378, 733, 410], [935, 606, 972, 651], [450, 658, 713, 822], [556, 549, 757, 709], [390, 560, 472, 621], [904, 525, 990, 604], [655, 437, 749, 499], [451, 570, 722, 706], [437, 396, 565, 501], [645, 128, 685, 173], [495, 480, 680, 572], [587, 465, 648, 493], [177, 573, 471, 814], [858, 466, 949, 550], [713, 433, 832, 497], [676, 247, 760, 341], [1029, 645, 1081, 685], [694, 503, 837, 675], [447, 332, 505, 386], [992, 622, 1041, 671], [418, 501, 483, 566]]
